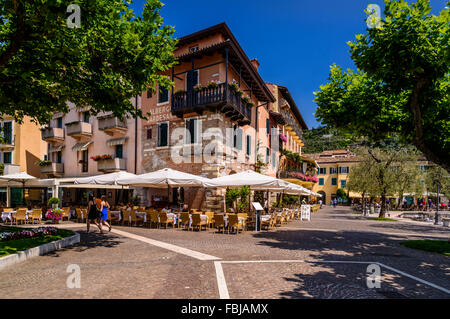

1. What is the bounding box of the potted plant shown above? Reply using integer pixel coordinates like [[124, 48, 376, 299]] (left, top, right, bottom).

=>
[[36, 159, 52, 167], [229, 82, 239, 92], [193, 84, 206, 92], [207, 81, 219, 89], [241, 96, 251, 104], [48, 197, 60, 209], [46, 208, 64, 224], [90, 154, 113, 162]]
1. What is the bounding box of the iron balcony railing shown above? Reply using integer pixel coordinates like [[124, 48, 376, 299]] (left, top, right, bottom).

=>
[[172, 83, 252, 123]]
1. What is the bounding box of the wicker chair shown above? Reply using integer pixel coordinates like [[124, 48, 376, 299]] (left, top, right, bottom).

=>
[[159, 212, 174, 229], [30, 209, 42, 224], [14, 208, 27, 225], [204, 211, 215, 229], [122, 210, 131, 226], [214, 214, 226, 234], [237, 213, 247, 231], [130, 211, 145, 227], [228, 214, 243, 234], [179, 212, 190, 230], [191, 213, 207, 231], [75, 208, 85, 223], [149, 211, 160, 228], [61, 207, 70, 221]]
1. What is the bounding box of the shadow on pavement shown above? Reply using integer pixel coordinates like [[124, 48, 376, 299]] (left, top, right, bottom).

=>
[[252, 229, 450, 299], [45, 230, 123, 257]]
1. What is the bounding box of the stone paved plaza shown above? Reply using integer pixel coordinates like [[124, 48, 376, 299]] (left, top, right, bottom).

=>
[[0, 206, 449, 299]]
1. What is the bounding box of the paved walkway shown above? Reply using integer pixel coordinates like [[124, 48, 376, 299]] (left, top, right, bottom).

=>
[[0, 206, 448, 299]]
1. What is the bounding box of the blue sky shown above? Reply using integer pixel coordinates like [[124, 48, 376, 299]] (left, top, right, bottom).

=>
[[130, 0, 446, 129]]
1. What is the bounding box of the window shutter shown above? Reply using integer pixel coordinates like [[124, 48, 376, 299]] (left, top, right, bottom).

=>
[[158, 123, 168, 147], [236, 128, 242, 150], [246, 135, 251, 156]]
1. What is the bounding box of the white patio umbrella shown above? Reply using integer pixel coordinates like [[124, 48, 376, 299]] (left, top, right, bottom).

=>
[[117, 168, 209, 188], [117, 168, 210, 205], [283, 182, 311, 195], [74, 171, 138, 185], [203, 170, 288, 190], [0, 172, 36, 206]]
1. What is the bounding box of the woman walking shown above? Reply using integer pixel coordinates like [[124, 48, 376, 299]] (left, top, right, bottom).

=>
[[87, 195, 101, 233], [99, 195, 112, 232]]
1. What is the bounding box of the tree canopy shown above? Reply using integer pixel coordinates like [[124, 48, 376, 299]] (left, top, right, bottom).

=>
[[314, 0, 449, 172], [0, 0, 177, 124]]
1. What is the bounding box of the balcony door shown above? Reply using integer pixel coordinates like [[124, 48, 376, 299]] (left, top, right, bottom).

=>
[[186, 69, 199, 107]]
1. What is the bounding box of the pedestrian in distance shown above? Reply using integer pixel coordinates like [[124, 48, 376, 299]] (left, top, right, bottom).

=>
[[86, 194, 101, 233], [99, 195, 112, 233]]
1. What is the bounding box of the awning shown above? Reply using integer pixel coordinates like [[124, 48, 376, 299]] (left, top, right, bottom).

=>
[[49, 144, 65, 152], [72, 141, 93, 151], [107, 137, 128, 147]]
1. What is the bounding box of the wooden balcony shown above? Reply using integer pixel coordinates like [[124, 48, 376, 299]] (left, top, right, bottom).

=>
[[40, 163, 64, 177], [97, 158, 127, 173], [41, 127, 65, 144], [66, 121, 92, 139], [171, 83, 252, 125], [98, 116, 127, 136]]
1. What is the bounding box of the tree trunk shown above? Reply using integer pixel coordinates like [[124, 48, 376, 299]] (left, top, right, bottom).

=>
[[361, 192, 365, 213], [398, 194, 404, 210], [379, 194, 386, 218]]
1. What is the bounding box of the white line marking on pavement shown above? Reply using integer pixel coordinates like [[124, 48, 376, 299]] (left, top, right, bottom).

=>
[[52, 224, 220, 261], [214, 261, 230, 299], [111, 229, 221, 261], [377, 262, 450, 295], [215, 259, 450, 298]]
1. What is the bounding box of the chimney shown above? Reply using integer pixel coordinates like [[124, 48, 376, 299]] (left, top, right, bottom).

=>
[[250, 58, 260, 71]]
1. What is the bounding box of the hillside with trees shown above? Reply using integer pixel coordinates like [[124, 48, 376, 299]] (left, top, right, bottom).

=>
[[302, 126, 362, 154]]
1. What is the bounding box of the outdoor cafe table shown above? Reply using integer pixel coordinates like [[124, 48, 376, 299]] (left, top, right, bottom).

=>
[[1, 210, 35, 223]]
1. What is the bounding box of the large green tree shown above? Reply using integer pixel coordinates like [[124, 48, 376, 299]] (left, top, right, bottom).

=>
[[0, 0, 176, 124], [314, 0, 449, 172]]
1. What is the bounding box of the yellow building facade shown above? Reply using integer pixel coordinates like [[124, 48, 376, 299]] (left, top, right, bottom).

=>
[[304, 150, 360, 204], [0, 115, 47, 177]]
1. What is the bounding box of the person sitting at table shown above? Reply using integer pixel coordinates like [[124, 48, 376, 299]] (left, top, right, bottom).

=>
[[182, 204, 189, 212], [161, 205, 170, 213]]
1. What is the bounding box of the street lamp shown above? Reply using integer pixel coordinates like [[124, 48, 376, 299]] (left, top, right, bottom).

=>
[[434, 171, 442, 225]]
